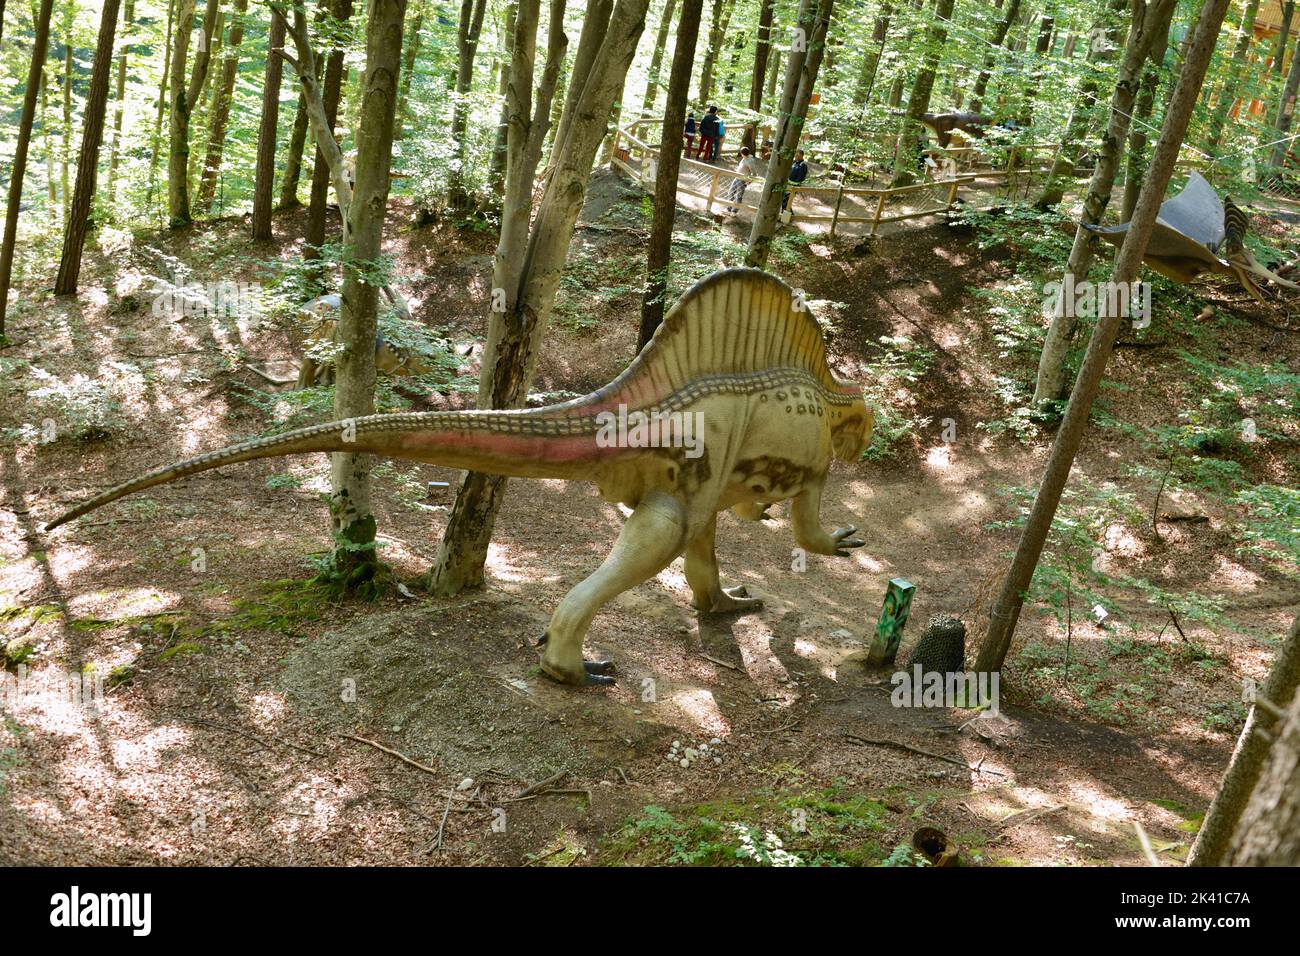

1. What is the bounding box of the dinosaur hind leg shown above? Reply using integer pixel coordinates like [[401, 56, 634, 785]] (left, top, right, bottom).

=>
[[539, 491, 689, 686], [685, 514, 763, 615]]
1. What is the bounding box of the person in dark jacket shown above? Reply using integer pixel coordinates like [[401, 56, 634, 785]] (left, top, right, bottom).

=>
[[684, 113, 697, 154], [783, 150, 809, 212], [696, 106, 720, 160]]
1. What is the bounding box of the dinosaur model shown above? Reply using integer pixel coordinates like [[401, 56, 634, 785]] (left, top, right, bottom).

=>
[[1084, 171, 1299, 301], [46, 269, 874, 686], [891, 111, 994, 149], [295, 294, 436, 388]]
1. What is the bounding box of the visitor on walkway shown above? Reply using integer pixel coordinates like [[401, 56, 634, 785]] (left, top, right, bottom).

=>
[[784, 150, 809, 213], [696, 106, 720, 160], [684, 112, 697, 155], [713, 114, 726, 161], [726, 147, 758, 214]]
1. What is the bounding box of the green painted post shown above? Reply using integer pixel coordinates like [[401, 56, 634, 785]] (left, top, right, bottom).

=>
[[867, 577, 916, 667]]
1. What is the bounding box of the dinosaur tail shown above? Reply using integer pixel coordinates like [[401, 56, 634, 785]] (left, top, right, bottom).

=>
[[45, 408, 609, 531]]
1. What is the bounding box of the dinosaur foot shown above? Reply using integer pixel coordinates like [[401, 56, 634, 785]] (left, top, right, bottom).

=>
[[695, 585, 764, 615], [536, 633, 617, 686]]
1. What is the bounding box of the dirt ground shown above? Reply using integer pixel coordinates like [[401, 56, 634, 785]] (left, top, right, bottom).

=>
[[1, 171, 1296, 866]]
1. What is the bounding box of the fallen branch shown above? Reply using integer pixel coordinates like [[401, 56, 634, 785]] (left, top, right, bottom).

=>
[[843, 732, 1007, 777], [342, 734, 439, 776], [512, 769, 567, 799]]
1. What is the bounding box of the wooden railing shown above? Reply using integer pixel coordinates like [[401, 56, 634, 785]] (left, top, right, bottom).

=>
[[610, 118, 1062, 236]]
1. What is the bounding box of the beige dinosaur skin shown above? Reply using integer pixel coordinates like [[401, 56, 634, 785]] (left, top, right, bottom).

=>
[[46, 269, 873, 686]]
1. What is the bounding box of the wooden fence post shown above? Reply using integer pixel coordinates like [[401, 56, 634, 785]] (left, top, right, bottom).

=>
[[870, 192, 886, 235]]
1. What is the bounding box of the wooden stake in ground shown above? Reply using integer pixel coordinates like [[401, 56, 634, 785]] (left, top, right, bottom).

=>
[[1190, 615, 1300, 866], [638, 0, 704, 350], [744, 0, 833, 270], [0, 0, 56, 337], [973, 0, 1233, 679]]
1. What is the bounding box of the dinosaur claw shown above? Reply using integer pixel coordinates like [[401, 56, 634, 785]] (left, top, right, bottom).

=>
[[534, 632, 549, 648], [583, 659, 616, 675], [584, 672, 617, 687]]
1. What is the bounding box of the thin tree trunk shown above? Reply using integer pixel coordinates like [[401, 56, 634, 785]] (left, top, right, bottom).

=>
[[890, 0, 954, 188], [1272, 30, 1300, 167], [328, 0, 408, 587], [61, 13, 71, 222], [197, 0, 247, 212], [488, 2, 518, 195], [969, 0, 1020, 113], [54, 0, 122, 295], [1122, 8, 1172, 221], [305, 0, 354, 261], [250, 6, 284, 240], [0, 0, 56, 337], [852, 2, 891, 108], [430, 0, 649, 597], [747, 0, 774, 113], [697, 0, 732, 105], [745, 0, 834, 267], [188, 11, 222, 194], [1276, 2, 1295, 74], [1034, 0, 1175, 406], [106, 0, 135, 205], [641, 0, 679, 114], [42, 64, 57, 215], [280, 90, 312, 209], [395, 0, 423, 139], [167, 0, 220, 227], [1190, 615, 1300, 865], [639, 0, 704, 349], [448, 0, 488, 209], [1205, 0, 1260, 152], [973, 0, 1232, 679], [146, 0, 175, 215], [1225, 674, 1300, 865]]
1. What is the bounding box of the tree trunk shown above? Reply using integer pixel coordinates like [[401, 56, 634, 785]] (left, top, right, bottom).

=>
[[146, 0, 175, 215], [890, 0, 954, 188], [745, 0, 834, 267], [852, 2, 891, 108], [1033, 0, 1175, 406], [395, 0, 424, 139], [641, 0, 679, 114], [197, 0, 248, 212], [969, 0, 1020, 113], [106, 0, 135, 205], [305, 0, 354, 263], [430, 0, 649, 597], [747, 0, 774, 113], [61, 13, 72, 223], [250, 7, 284, 240], [1276, 2, 1295, 73], [280, 90, 312, 209], [1122, 8, 1172, 221], [0, 0, 55, 338], [1189, 615, 1300, 865], [1225, 671, 1300, 865], [55, 0, 123, 295], [188, 11, 222, 195], [973, 0, 1232, 679], [328, 0, 408, 588], [167, 0, 220, 227], [638, 0, 704, 350], [1272, 31, 1300, 167], [697, 0, 733, 105], [550, 0, 612, 171], [448, 0, 488, 210], [1205, 0, 1260, 152], [488, 2, 518, 196]]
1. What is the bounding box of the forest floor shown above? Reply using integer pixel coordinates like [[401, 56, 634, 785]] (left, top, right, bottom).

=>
[[1, 169, 1297, 866]]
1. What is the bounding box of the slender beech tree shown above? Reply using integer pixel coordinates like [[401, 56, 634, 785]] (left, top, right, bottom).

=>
[[488, 2, 518, 194], [395, 0, 424, 138], [1190, 615, 1300, 865], [106, 0, 135, 203], [1122, 5, 1172, 221], [891, 0, 956, 187], [54, 0, 123, 295], [197, 0, 248, 211], [430, 0, 651, 597], [639, 0, 704, 349], [146, 0, 176, 214], [746, 0, 834, 267], [1205, 0, 1260, 153], [305, 0, 353, 263], [1225, 666, 1300, 866], [326, 0, 408, 586], [167, 0, 221, 227], [0, 0, 56, 337], [448, 0, 488, 210], [969, 0, 1020, 113], [251, 6, 285, 240], [697, 0, 733, 105], [641, 0, 679, 114], [1034, 0, 1176, 405], [974, 0, 1232, 679], [852, 2, 891, 109], [1277, 2, 1295, 74], [1272, 28, 1300, 167]]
